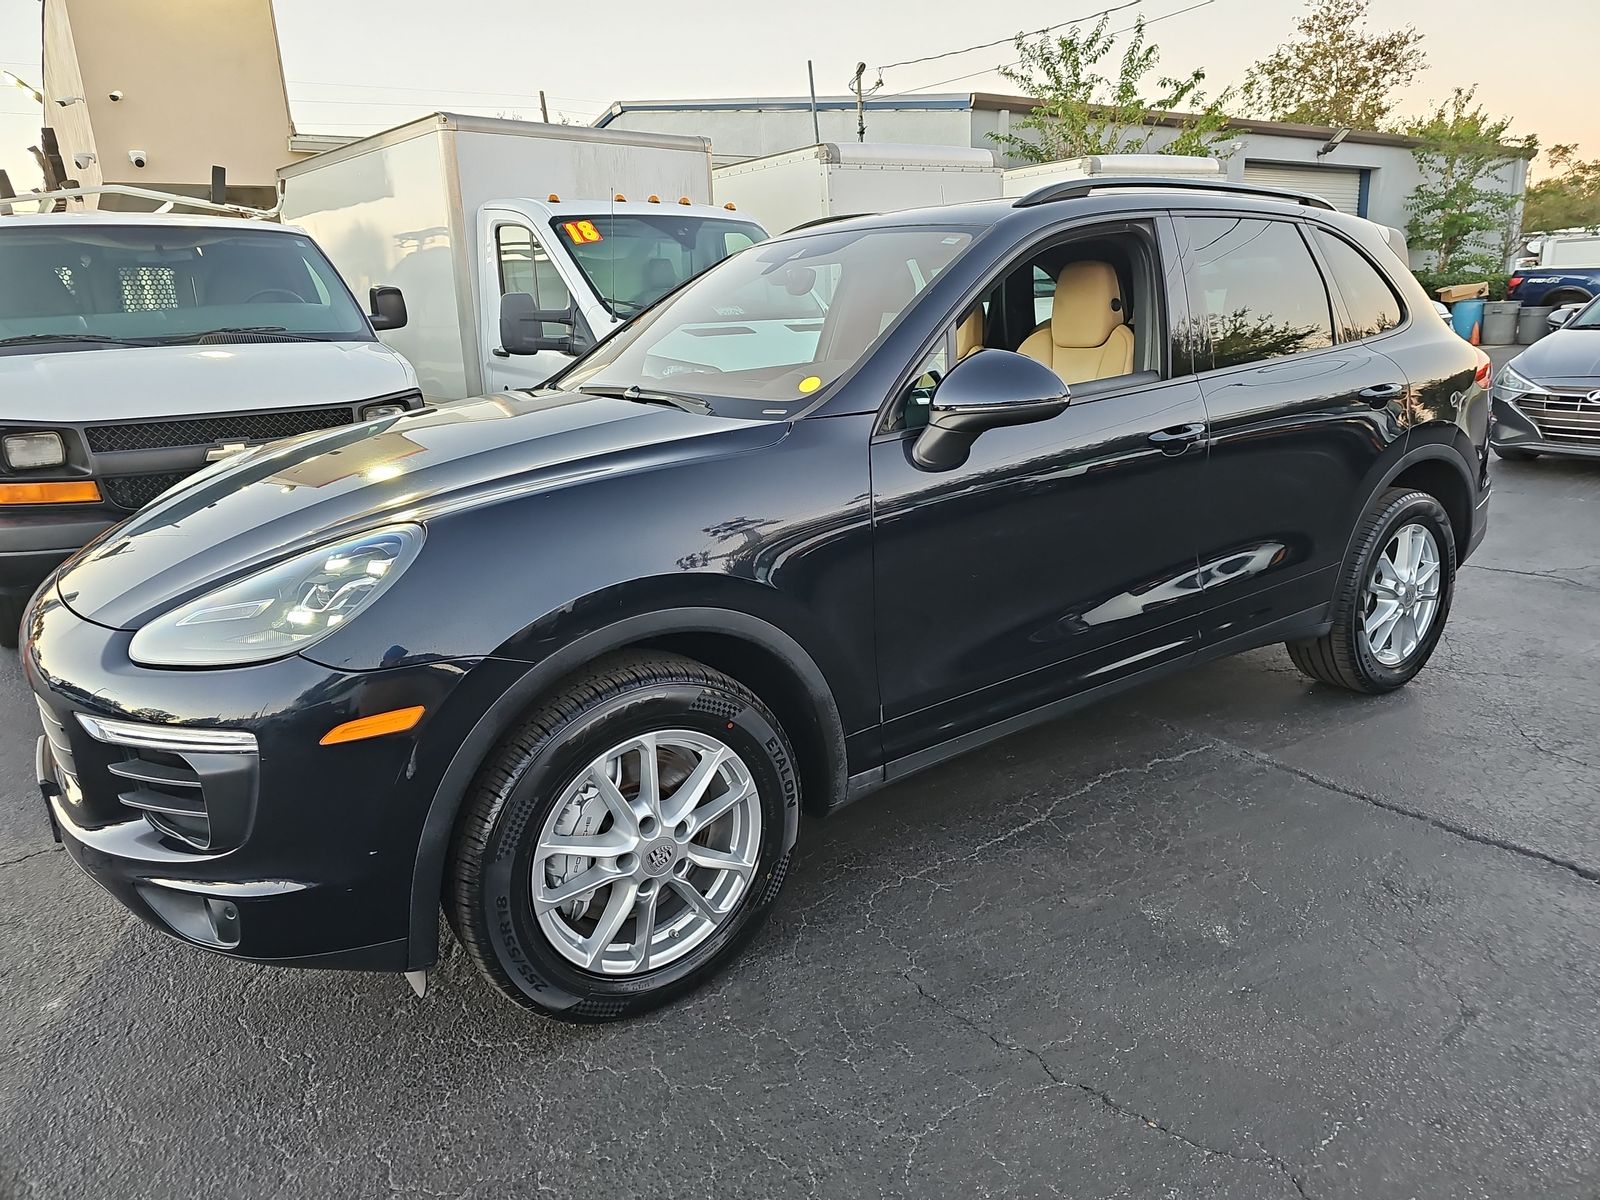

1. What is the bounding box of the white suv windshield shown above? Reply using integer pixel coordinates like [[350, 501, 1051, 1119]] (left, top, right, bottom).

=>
[[561, 225, 974, 415], [0, 225, 371, 352]]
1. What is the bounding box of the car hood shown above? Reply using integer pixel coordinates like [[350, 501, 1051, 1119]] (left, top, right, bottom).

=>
[[1511, 328, 1600, 384], [55, 390, 783, 629], [0, 340, 414, 421]]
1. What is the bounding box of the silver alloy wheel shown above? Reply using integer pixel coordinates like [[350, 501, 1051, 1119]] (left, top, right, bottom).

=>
[[1362, 521, 1442, 667], [531, 729, 761, 976]]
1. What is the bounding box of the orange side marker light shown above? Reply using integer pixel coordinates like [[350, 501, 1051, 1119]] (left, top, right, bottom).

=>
[[320, 705, 425, 746]]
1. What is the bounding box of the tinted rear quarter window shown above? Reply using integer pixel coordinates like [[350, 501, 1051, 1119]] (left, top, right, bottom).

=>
[[1184, 217, 1334, 371], [1313, 228, 1404, 340]]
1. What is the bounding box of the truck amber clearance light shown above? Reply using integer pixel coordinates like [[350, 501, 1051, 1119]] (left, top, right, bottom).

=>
[[0, 480, 101, 505], [319, 705, 425, 746]]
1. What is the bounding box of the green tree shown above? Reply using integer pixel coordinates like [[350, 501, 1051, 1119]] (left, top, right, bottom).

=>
[[1404, 87, 1534, 275], [991, 15, 1232, 163], [1242, 0, 1426, 130], [1522, 144, 1600, 233]]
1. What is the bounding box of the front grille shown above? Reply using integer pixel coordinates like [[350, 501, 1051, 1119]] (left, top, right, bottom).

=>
[[36, 698, 82, 808], [86, 406, 356, 453], [102, 471, 190, 511], [1515, 392, 1600, 445], [109, 752, 210, 845]]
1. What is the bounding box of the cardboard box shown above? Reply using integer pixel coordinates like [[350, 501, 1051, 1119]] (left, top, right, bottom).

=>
[[1436, 282, 1489, 303]]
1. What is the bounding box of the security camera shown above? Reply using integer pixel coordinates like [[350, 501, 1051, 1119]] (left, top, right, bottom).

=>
[[72, 152, 95, 169], [108, 90, 123, 102], [127, 149, 147, 168]]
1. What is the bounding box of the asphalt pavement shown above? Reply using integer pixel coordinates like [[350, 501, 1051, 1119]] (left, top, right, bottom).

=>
[[3, 369, 1598, 1199]]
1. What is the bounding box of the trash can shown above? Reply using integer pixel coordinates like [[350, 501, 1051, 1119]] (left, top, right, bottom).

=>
[[1518, 305, 1556, 344], [1481, 301, 1520, 345], [1450, 298, 1485, 344]]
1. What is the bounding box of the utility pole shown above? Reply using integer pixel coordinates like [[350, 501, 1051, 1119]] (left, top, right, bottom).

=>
[[807, 60, 820, 144], [852, 62, 866, 143], [539, 90, 550, 123]]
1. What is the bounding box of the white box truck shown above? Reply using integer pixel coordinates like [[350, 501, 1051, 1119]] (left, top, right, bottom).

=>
[[279, 113, 769, 400], [712, 143, 1002, 234]]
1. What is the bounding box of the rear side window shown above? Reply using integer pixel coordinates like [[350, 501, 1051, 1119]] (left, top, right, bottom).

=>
[[1313, 229, 1404, 340], [1183, 217, 1334, 371]]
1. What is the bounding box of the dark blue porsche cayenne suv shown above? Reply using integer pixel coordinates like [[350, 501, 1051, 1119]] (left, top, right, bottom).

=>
[[26, 176, 1491, 1020]]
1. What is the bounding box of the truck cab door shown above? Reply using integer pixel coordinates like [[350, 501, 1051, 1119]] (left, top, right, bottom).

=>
[[481, 212, 591, 393]]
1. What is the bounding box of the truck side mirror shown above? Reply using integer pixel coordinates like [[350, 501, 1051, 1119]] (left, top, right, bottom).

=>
[[369, 286, 408, 332], [500, 291, 581, 355]]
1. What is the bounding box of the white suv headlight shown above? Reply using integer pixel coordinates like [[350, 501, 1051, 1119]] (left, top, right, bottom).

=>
[[129, 525, 423, 667]]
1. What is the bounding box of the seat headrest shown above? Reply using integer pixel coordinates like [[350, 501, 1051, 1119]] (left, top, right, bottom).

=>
[[955, 305, 985, 359], [1050, 261, 1125, 349], [643, 257, 679, 291]]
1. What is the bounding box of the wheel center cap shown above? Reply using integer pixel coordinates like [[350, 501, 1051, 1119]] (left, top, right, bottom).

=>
[[641, 838, 679, 878]]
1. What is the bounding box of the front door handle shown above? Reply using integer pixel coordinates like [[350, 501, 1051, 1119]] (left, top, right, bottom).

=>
[[1148, 422, 1206, 455], [1359, 382, 1405, 406]]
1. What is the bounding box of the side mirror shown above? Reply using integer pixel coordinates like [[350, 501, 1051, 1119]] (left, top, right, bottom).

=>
[[500, 291, 587, 355], [912, 349, 1070, 472], [369, 285, 408, 332], [1549, 307, 1576, 329]]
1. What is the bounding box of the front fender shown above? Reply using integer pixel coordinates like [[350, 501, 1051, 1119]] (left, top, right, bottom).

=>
[[403, 604, 852, 969]]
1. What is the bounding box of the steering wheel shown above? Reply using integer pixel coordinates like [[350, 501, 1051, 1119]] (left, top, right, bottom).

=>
[[243, 288, 304, 304]]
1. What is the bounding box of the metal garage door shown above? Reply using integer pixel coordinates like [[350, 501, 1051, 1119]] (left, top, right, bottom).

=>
[[1242, 163, 1364, 215]]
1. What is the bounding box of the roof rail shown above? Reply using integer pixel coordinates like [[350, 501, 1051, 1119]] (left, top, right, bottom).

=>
[[0, 183, 279, 220], [1013, 176, 1337, 212], [787, 211, 878, 232]]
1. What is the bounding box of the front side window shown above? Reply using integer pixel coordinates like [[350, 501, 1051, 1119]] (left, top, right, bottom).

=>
[[561, 226, 974, 419], [1183, 217, 1334, 372], [496, 223, 573, 340], [1313, 229, 1403, 341], [552, 214, 769, 319], [0, 226, 372, 353]]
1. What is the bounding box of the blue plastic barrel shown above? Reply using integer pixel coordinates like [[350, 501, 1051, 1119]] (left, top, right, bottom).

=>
[[1450, 298, 1485, 344]]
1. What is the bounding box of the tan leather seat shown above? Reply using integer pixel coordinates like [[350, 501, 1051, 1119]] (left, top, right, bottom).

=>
[[954, 305, 985, 361], [1017, 261, 1134, 384]]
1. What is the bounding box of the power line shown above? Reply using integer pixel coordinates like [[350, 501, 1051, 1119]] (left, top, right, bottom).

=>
[[874, 0, 1141, 73], [882, 0, 1220, 96]]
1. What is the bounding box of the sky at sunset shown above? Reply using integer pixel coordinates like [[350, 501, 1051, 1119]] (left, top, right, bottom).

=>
[[1, 0, 1592, 192]]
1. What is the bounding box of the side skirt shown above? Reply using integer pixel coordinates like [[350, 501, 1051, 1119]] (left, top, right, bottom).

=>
[[839, 603, 1330, 809]]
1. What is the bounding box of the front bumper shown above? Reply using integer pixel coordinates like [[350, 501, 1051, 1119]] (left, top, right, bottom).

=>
[[1491, 393, 1600, 460], [25, 585, 518, 971], [0, 505, 118, 595]]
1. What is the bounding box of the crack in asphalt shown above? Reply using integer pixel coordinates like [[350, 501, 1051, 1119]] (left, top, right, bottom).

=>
[[0, 847, 55, 868], [1464, 562, 1597, 591], [1173, 725, 1600, 886], [903, 973, 1312, 1199]]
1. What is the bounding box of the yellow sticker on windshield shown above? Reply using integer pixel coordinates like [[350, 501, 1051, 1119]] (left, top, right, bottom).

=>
[[798, 376, 822, 394]]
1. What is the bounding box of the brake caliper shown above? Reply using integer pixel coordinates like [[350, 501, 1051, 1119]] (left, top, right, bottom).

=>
[[547, 782, 609, 922]]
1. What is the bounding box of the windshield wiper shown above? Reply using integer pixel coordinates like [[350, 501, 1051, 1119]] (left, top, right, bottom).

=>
[[606, 299, 650, 318], [578, 384, 712, 415], [166, 326, 323, 344], [0, 332, 152, 348]]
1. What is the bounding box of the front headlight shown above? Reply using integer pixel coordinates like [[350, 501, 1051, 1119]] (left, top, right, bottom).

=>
[[1495, 364, 1537, 397], [361, 391, 423, 422], [129, 525, 423, 667]]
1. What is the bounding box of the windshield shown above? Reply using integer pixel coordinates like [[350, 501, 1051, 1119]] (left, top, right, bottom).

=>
[[552, 213, 768, 318], [560, 225, 974, 417], [0, 225, 372, 352], [1566, 298, 1600, 330]]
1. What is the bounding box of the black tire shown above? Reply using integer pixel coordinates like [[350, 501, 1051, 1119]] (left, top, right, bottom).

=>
[[1286, 488, 1456, 693], [0, 593, 24, 650], [1492, 444, 1540, 462], [447, 651, 800, 1021]]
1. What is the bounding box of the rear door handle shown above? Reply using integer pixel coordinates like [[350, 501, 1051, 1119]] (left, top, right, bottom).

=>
[[1148, 422, 1206, 455], [1359, 382, 1406, 406]]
